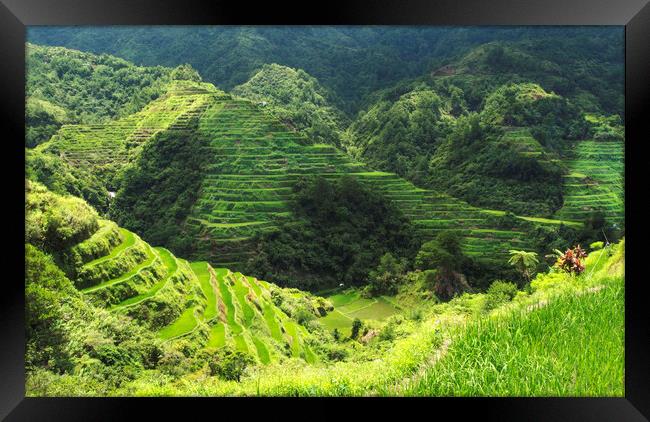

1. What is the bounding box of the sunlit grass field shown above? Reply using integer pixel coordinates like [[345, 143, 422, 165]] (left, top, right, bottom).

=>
[[405, 276, 624, 396]]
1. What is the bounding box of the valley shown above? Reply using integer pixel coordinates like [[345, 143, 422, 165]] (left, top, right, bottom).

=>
[[24, 27, 625, 397]]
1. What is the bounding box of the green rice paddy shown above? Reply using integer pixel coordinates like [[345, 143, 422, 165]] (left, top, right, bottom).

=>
[[555, 139, 624, 225], [41, 80, 595, 270], [320, 290, 401, 336]]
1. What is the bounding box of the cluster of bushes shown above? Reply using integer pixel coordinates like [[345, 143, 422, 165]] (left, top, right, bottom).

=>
[[246, 175, 420, 291], [26, 43, 176, 132], [26, 149, 111, 213], [269, 286, 334, 323], [25, 97, 69, 148], [343, 88, 454, 185], [586, 114, 624, 141], [64, 221, 122, 270], [26, 180, 100, 254], [25, 243, 167, 395]]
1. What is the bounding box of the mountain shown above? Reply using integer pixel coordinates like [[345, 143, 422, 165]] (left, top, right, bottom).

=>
[[35, 78, 584, 290], [27, 26, 623, 115], [24, 27, 626, 398], [344, 40, 624, 220]]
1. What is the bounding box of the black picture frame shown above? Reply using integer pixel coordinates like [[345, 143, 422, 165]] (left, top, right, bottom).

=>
[[2, 0, 648, 419]]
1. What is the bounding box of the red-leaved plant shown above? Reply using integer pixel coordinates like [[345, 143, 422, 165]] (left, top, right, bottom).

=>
[[554, 245, 588, 275]]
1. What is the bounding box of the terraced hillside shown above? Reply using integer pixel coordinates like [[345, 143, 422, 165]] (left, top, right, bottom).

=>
[[38, 80, 577, 269], [36, 80, 226, 186], [185, 90, 567, 268], [555, 139, 624, 225], [28, 181, 328, 365], [75, 225, 324, 364]]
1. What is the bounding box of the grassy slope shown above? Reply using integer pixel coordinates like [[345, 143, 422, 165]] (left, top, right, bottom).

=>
[[123, 241, 623, 396], [406, 276, 623, 396]]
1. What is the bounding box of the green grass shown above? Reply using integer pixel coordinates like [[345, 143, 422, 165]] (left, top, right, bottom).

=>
[[282, 320, 303, 358], [192, 261, 217, 321], [320, 291, 401, 336], [233, 334, 250, 354], [81, 244, 158, 293], [207, 323, 227, 348], [110, 247, 178, 309], [406, 278, 624, 396], [252, 337, 271, 364], [158, 306, 198, 340], [319, 309, 353, 336], [79, 227, 133, 267], [347, 297, 400, 320], [327, 291, 359, 307], [216, 272, 237, 326], [262, 303, 284, 343], [231, 274, 255, 326]]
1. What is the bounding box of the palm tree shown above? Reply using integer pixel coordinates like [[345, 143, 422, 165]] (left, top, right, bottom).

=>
[[508, 250, 539, 282]]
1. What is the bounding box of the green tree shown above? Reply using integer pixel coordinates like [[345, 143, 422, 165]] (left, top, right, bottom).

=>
[[508, 250, 539, 282], [415, 231, 471, 301], [332, 328, 341, 342], [415, 231, 462, 275], [208, 347, 254, 382], [350, 318, 363, 340], [367, 252, 405, 296]]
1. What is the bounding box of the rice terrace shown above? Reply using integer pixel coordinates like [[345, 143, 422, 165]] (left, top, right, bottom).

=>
[[24, 26, 624, 397]]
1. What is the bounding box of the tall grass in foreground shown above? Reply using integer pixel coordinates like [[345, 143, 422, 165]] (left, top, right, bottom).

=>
[[404, 276, 624, 396]]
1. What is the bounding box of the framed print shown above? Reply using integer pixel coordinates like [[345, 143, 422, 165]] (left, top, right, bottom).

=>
[[1, 0, 648, 419]]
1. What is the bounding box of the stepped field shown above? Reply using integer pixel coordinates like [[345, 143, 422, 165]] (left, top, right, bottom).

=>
[[319, 290, 401, 337], [36, 80, 227, 185], [63, 216, 325, 365], [39, 80, 580, 270], [182, 86, 573, 268], [117, 240, 624, 397], [555, 139, 624, 225]]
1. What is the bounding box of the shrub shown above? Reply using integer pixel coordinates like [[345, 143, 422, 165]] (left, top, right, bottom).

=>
[[26, 180, 100, 252], [487, 280, 518, 300], [555, 245, 588, 275], [378, 323, 396, 342], [208, 347, 254, 382], [408, 308, 424, 322], [323, 343, 348, 362], [367, 252, 406, 296], [350, 318, 363, 340], [484, 280, 519, 311], [332, 328, 341, 342]]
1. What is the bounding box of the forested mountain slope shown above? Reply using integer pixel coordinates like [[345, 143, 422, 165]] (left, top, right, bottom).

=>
[[26, 180, 624, 397], [232, 63, 348, 146], [343, 43, 624, 219], [27, 26, 623, 115]]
